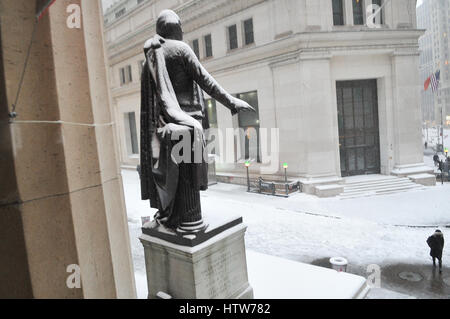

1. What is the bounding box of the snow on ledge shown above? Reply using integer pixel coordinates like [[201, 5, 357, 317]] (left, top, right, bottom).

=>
[[247, 250, 369, 299]]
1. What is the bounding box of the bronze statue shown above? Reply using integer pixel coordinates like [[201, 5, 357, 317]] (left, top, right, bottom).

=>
[[140, 10, 255, 234]]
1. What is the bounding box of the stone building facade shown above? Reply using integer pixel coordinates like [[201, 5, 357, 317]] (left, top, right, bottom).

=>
[[1, 0, 136, 298], [104, 0, 431, 191], [417, 0, 450, 126]]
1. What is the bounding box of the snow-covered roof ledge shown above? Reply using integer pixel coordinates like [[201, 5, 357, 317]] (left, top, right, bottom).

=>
[[247, 251, 370, 299]]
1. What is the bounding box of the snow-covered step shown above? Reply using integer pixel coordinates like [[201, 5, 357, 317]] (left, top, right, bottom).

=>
[[343, 183, 423, 194], [344, 179, 411, 190], [341, 185, 424, 199], [339, 176, 425, 199], [344, 177, 410, 187], [375, 185, 425, 195], [343, 181, 420, 193]]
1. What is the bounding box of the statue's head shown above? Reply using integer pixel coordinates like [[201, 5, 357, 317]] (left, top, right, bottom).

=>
[[156, 10, 183, 41]]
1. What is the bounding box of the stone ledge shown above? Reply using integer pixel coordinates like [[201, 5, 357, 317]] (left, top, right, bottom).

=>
[[315, 184, 344, 198], [391, 164, 434, 177], [408, 173, 436, 187], [300, 176, 343, 196]]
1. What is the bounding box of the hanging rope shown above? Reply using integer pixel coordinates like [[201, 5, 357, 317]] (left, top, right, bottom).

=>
[[9, 18, 39, 120], [9, 0, 56, 121]]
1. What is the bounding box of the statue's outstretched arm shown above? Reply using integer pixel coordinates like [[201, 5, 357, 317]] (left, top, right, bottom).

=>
[[182, 45, 239, 115]]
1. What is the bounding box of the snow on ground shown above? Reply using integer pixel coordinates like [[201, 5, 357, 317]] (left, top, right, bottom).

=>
[[200, 183, 448, 267], [247, 251, 368, 299], [122, 164, 450, 299]]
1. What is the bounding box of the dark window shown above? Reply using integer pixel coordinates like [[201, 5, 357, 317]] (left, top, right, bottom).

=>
[[236, 91, 260, 163], [192, 39, 200, 58], [119, 65, 133, 86], [127, 65, 133, 82], [125, 112, 139, 155], [332, 0, 345, 26], [138, 60, 145, 79], [228, 25, 238, 50], [115, 8, 126, 19], [352, 0, 364, 25], [205, 99, 218, 156], [243, 19, 254, 45], [371, 0, 384, 25], [120, 68, 126, 86], [204, 34, 213, 58]]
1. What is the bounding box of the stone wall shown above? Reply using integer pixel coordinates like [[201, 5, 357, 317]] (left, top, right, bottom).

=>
[[0, 0, 136, 298]]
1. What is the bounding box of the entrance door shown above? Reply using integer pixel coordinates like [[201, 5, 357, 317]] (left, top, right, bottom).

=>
[[337, 80, 381, 177]]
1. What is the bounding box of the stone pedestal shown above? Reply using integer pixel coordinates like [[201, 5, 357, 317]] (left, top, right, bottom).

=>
[[140, 214, 253, 299]]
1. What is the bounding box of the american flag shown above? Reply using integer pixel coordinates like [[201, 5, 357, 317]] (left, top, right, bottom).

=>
[[36, 0, 56, 21], [431, 70, 440, 92]]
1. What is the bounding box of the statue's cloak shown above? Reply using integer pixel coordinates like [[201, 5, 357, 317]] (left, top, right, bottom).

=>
[[140, 35, 208, 216]]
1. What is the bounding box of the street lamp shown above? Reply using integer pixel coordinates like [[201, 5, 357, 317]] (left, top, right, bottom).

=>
[[245, 161, 251, 192], [283, 163, 288, 183]]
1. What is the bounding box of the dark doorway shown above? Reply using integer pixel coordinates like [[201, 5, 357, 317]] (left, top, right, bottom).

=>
[[337, 80, 381, 177]]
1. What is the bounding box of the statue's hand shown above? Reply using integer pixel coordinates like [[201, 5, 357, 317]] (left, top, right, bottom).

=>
[[157, 123, 189, 138], [233, 97, 256, 114], [158, 122, 204, 146]]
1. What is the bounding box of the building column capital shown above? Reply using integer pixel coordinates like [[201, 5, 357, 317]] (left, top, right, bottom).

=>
[[299, 51, 332, 61], [391, 47, 421, 57]]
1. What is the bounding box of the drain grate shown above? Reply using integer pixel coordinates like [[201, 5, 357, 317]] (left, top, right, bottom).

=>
[[444, 277, 450, 287], [398, 272, 423, 282]]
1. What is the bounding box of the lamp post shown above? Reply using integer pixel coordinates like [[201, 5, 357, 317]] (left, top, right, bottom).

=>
[[283, 163, 288, 183], [245, 161, 251, 192]]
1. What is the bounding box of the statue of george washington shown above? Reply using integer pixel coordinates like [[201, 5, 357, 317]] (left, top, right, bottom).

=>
[[140, 10, 255, 235]]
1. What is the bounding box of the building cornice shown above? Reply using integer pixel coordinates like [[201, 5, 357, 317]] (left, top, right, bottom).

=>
[[105, 0, 267, 60], [108, 27, 424, 67]]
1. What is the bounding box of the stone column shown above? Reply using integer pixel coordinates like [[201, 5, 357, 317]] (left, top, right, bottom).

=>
[[344, 0, 354, 26], [297, 52, 342, 193], [0, 0, 136, 298], [390, 50, 432, 177]]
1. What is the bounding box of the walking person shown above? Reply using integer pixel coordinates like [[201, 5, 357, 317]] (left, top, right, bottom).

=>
[[438, 160, 445, 185], [427, 230, 444, 274], [445, 158, 450, 182], [433, 154, 440, 166]]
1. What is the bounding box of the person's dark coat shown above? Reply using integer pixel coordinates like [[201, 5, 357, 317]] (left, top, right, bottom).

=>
[[427, 231, 444, 259]]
